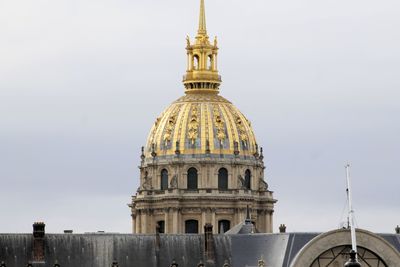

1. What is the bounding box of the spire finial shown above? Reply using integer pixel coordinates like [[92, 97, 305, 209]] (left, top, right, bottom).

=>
[[198, 0, 207, 35]]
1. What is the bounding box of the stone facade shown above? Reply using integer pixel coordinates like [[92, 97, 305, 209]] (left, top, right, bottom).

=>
[[130, 155, 276, 234], [129, 0, 276, 234]]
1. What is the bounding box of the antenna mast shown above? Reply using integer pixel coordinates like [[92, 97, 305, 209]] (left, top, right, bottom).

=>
[[345, 164, 358, 258]]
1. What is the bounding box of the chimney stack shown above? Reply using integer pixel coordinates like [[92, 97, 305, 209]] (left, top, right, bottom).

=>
[[204, 223, 215, 261], [32, 222, 46, 262], [279, 224, 286, 233]]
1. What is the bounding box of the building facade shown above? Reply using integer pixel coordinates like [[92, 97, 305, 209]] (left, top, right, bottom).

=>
[[129, 0, 276, 234]]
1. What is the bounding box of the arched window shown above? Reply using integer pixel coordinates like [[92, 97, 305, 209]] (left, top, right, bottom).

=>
[[218, 168, 228, 190], [244, 169, 251, 190], [193, 55, 199, 70], [161, 169, 168, 190], [207, 55, 213, 70], [218, 220, 231, 233], [185, 219, 199, 233], [157, 220, 165, 233], [187, 167, 198, 190]]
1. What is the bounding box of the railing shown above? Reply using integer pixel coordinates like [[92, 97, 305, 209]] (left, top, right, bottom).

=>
[[183, 73, 221, 81]]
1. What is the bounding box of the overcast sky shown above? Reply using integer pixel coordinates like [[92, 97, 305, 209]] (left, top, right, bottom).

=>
[[1, 0, 399, 234]]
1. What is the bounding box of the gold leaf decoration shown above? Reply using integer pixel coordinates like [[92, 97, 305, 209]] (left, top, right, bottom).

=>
[[213, 105, 226, 144], [187, 105, 199, 145], [163, 107, 180, 146]]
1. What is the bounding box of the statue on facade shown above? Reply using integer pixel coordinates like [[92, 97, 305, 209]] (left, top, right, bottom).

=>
[[259, 179, 268, 191], [142, 171, 152, 190], [237, 174, 245, 189], [170, 174, 178, 189]]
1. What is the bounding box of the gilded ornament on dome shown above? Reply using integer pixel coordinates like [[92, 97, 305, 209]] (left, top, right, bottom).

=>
[[163, 107, 180, 146], [186, 35, 191, 47], [187, 105, 200, 145], [235, 116, 249, 145], [213, 105, 226, 144]]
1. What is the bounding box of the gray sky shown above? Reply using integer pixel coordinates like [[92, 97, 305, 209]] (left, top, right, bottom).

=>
[[1, 0, 399, 234]]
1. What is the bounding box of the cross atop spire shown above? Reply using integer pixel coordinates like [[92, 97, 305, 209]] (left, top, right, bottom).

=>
[[198, 0, 207, 36]]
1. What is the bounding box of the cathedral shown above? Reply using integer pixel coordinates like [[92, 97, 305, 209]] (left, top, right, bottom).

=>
[[0, 1, 399, 266], [129, 0, 275, 235]]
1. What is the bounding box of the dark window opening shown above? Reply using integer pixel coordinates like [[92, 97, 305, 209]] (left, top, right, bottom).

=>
[[185, 220, 199, 233], [244, 169, 251, 190], [161, 169, 168, 190], [193, 55, 199, 70], [218, 168, 228, 190], [187, 167, 198, 190], [208, 55, 213, 70], [218, 220, 231, 233], [157, 220, 165, 233]]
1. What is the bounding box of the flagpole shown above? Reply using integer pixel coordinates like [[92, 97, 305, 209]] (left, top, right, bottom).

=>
[[346, 164, 358, 259]]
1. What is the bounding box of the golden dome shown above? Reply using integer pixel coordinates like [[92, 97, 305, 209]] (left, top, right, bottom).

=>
[[145, 92, 258, 158], [144, 0, 258, 159]]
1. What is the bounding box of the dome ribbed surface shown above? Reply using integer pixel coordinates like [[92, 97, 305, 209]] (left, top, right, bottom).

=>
[[145, 93, 258, 158]]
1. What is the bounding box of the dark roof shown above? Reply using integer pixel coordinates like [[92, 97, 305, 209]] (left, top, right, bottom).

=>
[[0, 232, 399, 267], [225, 221, 258, 235]]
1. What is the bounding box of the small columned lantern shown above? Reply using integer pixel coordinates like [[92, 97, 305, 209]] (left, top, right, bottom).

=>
[[183, 0, 221, 94]]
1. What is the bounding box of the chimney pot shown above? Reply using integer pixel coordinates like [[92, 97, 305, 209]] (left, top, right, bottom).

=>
[[32, 222, 46, 262], [204, 223, 215, 260]]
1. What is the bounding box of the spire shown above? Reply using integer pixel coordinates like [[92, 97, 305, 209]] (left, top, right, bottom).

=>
[[198, 0, 207, 36], [183, 0, 221, 94]]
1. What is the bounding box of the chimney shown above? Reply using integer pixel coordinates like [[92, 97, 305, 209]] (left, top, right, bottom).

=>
[[32, 222, 46, 262], [395, 225, 400, 234], [279, 224, 286, 233], [204, 223, 215, 261], [155, 223, 161, 251]]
